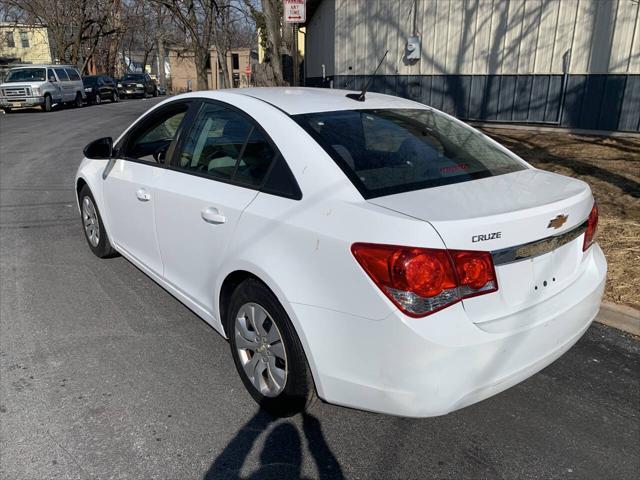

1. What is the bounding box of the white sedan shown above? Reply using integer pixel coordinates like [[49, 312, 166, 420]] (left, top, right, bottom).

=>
[[75, 88, 606, 417]]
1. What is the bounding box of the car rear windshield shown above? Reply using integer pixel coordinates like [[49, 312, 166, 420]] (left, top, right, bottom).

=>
[[6, 68, 46, 82], [123, 74, 144, 81], [83, 76, 97, 85], [293, 108, 526, 198]]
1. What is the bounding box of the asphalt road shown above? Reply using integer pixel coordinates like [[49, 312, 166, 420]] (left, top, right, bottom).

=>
[[1, 99, 639, 480]]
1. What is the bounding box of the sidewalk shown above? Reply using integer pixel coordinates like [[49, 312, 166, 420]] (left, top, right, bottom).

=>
[[597, 301, 640, 336]]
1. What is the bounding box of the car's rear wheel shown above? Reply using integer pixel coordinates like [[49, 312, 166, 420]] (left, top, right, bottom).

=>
[[227, 279, 316, 417], [94, 94, 101, 105], [74, 93, 83, 108], [79, 186, 116, 258], [112, 91, 119, 103], [41, 94, 52, 112]]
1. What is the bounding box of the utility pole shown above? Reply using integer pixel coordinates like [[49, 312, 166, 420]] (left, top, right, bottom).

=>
[[155, 3, 166, 87], [292, 23, 298, 86]]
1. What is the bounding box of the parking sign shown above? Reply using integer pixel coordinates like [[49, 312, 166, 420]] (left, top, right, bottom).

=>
[[284, 0, 305, 23]]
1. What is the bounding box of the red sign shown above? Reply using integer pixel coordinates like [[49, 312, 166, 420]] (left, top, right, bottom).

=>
[[284, 0, 306, 23], [245, 64, 251, 75]]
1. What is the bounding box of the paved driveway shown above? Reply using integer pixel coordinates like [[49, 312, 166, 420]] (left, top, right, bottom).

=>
[[1, 100, 638, 480]]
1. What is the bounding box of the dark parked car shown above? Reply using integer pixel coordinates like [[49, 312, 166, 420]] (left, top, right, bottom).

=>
[[82, 75, 119, 105], [117, 73, 157, 99]]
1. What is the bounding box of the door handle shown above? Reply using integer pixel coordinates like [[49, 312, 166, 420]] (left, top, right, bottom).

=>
[[201, 206, 226, 224], [136, 188, 151, 202]]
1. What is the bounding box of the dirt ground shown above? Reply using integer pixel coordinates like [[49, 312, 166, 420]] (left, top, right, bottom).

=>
[[481, 127, 640, 310]]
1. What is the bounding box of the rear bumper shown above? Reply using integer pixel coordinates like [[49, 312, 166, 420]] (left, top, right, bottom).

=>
[[292, 244, 607, 417], [0, 96, 45, 108]]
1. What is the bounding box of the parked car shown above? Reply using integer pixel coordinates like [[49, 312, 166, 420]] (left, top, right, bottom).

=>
[[157, 85, 167, 96], [83, 75, 119, 105], [117, 73, 157, 99], [0, 64, 85, 112], [75, 88, 605, 418]]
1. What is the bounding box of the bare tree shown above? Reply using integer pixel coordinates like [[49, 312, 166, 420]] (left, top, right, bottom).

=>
[[244, 0, 289, 86], [2, 0, 121, 71], [211, 0, 256, 88], [155, 0, 218, 90]]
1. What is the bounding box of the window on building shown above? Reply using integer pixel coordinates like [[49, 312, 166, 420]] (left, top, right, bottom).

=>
[[232, 53, 239, 70], [5, 31, 15, 48], [19, 31, 29, 48]]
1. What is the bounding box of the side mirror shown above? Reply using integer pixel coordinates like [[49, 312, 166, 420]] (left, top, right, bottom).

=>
[[84, 137, 113, 159]]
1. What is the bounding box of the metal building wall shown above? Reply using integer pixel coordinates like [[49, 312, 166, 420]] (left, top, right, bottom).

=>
[[305, 0, 640, 132]]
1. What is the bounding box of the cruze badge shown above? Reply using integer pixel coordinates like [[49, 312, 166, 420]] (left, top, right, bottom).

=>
[[547, 214, 568, 229], [472, 232, 502, 243]]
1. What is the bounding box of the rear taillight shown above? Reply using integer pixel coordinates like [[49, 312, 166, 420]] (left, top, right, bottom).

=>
[[351, 243, 498, 317], [582, 202, 598, 251]]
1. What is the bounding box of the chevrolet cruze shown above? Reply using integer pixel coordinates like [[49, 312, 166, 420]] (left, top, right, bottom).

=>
[[75, 88, 606, 417]]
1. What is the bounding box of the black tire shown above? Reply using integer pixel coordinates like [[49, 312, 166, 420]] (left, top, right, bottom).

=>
[[227, 279, 316, 417], [112, 91, 119, 103], [74, 93, 83, 108], [153, 87, 158, 97], [94, 94, 101, 105], [78, 186, 117, 258], [41, 94, 52, 112]]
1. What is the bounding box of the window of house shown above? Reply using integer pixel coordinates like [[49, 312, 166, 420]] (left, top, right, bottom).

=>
[[232, 53, 239, 70], [5, 31, 15, 48], [19, 31, 29, 48]]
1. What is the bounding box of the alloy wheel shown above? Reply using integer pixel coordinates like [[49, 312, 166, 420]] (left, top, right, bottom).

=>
[[234, 302, 287, 397], [82, 196, 100, 247]]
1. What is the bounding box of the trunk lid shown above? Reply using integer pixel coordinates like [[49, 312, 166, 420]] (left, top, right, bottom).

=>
[[368, 169, 594, 324]]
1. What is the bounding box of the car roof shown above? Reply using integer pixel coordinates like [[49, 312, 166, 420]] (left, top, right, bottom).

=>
[[10, 64, 77, 69], [224, 87, 426, 115]]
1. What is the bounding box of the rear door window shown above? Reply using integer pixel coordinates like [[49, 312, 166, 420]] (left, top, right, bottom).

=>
[[65, 68, 81, 81], [233, 127, 277, 187], [54, 68, 69, 81], [293, 109, 526, 198], [178, 103, 253, 181], [174, 101, 300, 197]]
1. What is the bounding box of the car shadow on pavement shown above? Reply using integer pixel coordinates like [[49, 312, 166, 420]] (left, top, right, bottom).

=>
[[203, 409, 344, 480]]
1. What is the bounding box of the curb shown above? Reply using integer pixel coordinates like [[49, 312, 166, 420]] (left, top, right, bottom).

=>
[[595, 301, 640, 337]]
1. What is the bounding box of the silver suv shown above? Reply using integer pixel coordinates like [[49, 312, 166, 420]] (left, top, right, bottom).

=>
[[0, 64, 85, 113]]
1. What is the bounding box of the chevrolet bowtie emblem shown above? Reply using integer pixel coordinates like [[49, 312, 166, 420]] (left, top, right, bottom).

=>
[[547, 214, 568, 229]]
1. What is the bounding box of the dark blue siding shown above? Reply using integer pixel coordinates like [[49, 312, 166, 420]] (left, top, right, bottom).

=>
[[305, 74, 639, 132], [617, 75, 640, 131], [598, 76, 626, 131]]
